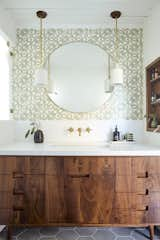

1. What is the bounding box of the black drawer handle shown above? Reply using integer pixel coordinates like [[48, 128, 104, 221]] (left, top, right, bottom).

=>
[[69, 174, 90, 178], [137, 172, 149, 178], [13, 171, 24, 178], [13, 190, 24, 195], [137, 206, 149, 211], [13, 207, 24, 211], [137, 189, 149, 196]]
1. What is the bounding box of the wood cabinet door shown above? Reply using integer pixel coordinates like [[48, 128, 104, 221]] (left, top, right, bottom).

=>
[[24, 175, 45, 224], [45, 156, 115, 224], [64, 174, 114, 224], [45, 175, 66, 223], [0, 157, 16, 224]]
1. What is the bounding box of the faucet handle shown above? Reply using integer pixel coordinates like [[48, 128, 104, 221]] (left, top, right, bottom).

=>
[[68, 127, 74, 133], [86, 127, 92, 133]]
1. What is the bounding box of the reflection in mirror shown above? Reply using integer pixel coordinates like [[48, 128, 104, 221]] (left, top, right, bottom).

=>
[[47, 42, 112, 112]]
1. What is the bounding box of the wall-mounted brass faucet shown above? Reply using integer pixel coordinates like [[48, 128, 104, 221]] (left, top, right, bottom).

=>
[[77, 128, 82, 136], [67, 127, 92, 136]]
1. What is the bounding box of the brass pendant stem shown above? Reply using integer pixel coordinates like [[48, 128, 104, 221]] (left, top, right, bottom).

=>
[[110, 10, 121, 64], [115, 17, 119, 64], [40, 18, 43, 66]]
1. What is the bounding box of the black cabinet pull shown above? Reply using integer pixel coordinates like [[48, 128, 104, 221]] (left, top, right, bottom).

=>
[[137, 206, 149, 211], [12, 171, 24, 178], [137, 189, 149, 196], [137, 171, 149, 178], [13, 207, 24, 211], [69, 174, 90, 178], [13, 190, 24, 195]]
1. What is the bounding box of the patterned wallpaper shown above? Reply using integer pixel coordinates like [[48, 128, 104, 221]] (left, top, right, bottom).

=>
[[12, 28, 143, 120]]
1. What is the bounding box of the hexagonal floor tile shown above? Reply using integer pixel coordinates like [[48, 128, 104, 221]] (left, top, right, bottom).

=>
[[18, 228, 40, 240], [40, 227, 59, 236], [75, 227, 97, 236], [131, 228, 150, 240], [111, 227, 133, 236], [12, 227, 28, 237], [56, 229, 79, 240], [93, 229, 115, 240]]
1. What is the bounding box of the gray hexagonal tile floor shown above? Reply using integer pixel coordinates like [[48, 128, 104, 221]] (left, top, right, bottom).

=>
[[0, 227, 160, 240]]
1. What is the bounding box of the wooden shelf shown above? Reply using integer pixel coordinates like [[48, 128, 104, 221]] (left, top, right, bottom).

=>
[[146, 57, 160, 131]]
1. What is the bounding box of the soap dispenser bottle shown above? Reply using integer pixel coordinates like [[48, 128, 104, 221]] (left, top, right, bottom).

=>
[[113, 125, 120, 141]]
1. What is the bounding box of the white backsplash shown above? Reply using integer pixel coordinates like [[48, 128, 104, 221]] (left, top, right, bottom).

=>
[[14, 120, 144, 144], [0, 120, 15, 145]]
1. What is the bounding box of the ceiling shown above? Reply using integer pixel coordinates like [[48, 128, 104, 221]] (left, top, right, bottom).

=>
[[1, 0, 159, 28]]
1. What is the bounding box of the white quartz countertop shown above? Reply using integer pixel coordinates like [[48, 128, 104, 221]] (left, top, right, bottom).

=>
[[0, 142, 160, 156]]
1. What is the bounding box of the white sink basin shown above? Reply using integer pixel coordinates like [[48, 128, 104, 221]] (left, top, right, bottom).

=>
[[47, 141, 110, 152], [48, 141, 109, 147]]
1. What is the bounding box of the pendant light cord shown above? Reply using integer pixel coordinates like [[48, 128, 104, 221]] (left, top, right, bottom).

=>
[[40, 18, 43, 66], [115, 17, 119, 64]]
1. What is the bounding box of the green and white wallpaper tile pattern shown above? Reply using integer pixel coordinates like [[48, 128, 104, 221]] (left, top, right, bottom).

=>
[[12, 28, 143, 120]]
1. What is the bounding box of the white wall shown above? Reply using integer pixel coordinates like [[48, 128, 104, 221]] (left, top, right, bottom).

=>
[[0, 4, 16, 43], [143, 1, 160, 146]]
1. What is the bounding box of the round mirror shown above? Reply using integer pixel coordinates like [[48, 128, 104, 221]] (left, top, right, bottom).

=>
[[48, 42, 111, 112]]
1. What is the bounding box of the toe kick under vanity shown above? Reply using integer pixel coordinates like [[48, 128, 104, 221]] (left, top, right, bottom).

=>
[[1, 146, 160, 240]]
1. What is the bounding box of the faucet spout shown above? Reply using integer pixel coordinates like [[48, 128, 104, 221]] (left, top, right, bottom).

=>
[[77, 128, 82, 136]]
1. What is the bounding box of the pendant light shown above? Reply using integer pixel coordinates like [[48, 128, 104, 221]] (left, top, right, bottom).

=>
[[110, 11, 123, 85], [34, 10, 48, 87], [105, 54, 113, 93]]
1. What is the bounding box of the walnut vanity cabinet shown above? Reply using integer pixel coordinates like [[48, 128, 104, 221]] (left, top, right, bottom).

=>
[[0, 156, 160, 240]]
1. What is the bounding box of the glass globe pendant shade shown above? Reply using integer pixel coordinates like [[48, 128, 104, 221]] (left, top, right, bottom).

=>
[[111, 63, 123, 85], [105, 78, 113, 93]]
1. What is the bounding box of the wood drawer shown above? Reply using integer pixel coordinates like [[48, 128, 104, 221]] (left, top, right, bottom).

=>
[[115, 193, 160, 210], [116, 157, 160, 176], [135, 208, 160, 224], [64, 157, 115, 176], [0, 175, 13, 191], [133, 157, 160, 175], [0, 192, 13, 209], [46, 157, 115, 176], [15, 157, 45, 174], [64, 157, 92, 175], [0, 209, 12, 224], [113, 209, 136, 224], [113, 208, 160, 224], [0, 157, 16, 174], [24, 157, 45, 174], [116, 175, 160, 193]]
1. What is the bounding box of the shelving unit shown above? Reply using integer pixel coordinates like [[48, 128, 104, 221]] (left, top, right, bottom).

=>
[[146, 57, 160, 131]]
